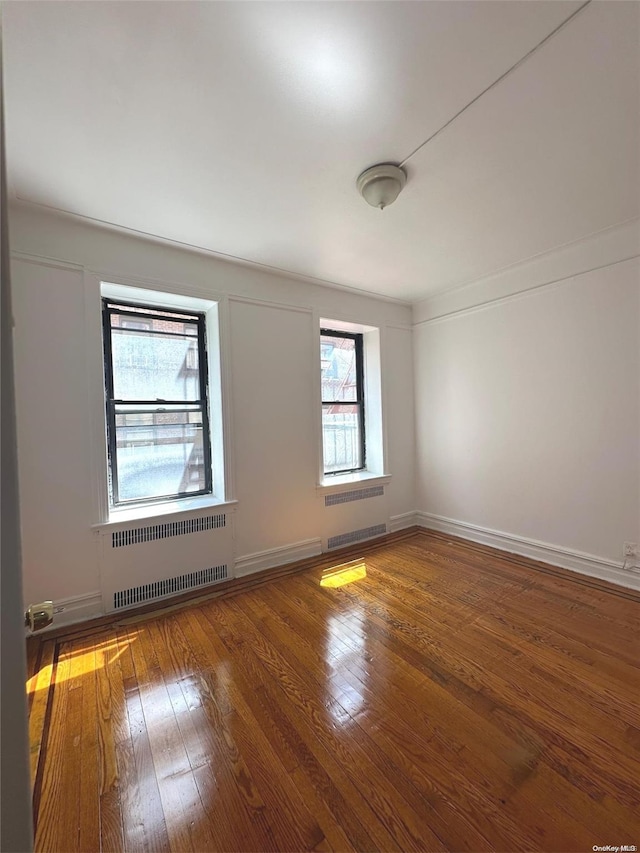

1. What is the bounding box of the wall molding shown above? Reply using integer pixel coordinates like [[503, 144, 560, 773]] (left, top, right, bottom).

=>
[[413, 217, 640, 325], [11, 251, 84, 273], [235, 538, 323, 578], [10, 196, 411, 307], [389, 512, 421, 533], [414, 255, 639, 328], [416, 511, 640, 591], [228, 293, 313, 315], [385, 323, 413, 332]]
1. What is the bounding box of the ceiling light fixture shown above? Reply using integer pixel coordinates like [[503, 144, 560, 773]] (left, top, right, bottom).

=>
[[356, 163, 407, 210]]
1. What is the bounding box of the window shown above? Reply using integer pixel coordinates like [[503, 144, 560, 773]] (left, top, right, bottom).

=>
[[320, 329, 365, 474], [102, 300, 212, 506]]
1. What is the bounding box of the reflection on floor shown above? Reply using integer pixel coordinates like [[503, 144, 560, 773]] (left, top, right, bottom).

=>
[[27, 529, 640, 852]]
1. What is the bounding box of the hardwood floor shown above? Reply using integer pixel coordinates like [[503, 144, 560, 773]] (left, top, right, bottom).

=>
[[27, 529, 640, 852]]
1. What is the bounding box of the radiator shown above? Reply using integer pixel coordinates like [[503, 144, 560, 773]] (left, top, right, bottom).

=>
[[99, 511, 235, 613], [323, 483, 389, 551]]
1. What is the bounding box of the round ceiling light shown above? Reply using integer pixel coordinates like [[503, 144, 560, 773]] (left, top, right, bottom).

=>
[[356, 163, 407, 210]]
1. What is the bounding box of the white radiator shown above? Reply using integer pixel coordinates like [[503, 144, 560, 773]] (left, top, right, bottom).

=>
[[323, 485, 389, 551], [99, 511, 235, 613]]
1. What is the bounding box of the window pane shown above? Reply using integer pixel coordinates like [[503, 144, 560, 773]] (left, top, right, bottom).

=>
[[114, 411, 206, 501], [111, 327, 201, 401], [322, 404, 361, 472], [321, 335, 357, 402]]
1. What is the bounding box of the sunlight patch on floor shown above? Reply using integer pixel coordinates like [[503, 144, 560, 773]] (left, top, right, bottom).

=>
[[320, 559, 367, 588], [26, 632, 139, 693]]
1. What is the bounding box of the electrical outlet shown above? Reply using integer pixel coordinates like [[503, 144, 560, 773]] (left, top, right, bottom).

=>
[[623, 541, 638, 558]]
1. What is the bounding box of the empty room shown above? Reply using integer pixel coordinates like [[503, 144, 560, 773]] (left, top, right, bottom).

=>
[[1, 1, 639, 851]]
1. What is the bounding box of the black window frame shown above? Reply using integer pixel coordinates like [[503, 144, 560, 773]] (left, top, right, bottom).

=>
[[102, 298, 213, 507], [320, 328, 366, 475]]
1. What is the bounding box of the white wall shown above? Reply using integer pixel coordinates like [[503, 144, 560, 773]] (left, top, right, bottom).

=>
[[384, 325, 416, 520], [9, 202, 415, 615], [229, 300, 319, 555], [15, 198, 635, 611], [1, 66, 33, 849], [11, 260, 98, 604], [413, 223, 640, 581]]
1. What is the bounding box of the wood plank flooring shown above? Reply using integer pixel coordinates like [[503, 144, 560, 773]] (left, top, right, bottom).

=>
[[27, 530, 640, 852]]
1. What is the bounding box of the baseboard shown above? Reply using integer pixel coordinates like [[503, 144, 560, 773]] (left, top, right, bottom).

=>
[[30, 591, 104, 635], [416, 511, 640, 591], [235, 538, 323, 578], [389, 512, 421, 533]]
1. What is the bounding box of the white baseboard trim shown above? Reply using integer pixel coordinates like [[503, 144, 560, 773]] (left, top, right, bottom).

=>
[[389, 512, 421, 533], [235, 538, 323, 578], [29, 591, 104, 635], [416, 512, 640, 592]]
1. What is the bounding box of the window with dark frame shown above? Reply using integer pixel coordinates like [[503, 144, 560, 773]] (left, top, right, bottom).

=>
[[102, 300, 212, 506], [320, 329, 365, 474]]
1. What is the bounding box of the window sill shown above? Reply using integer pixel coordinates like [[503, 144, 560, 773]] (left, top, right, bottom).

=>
[[92, 495, 238, 533], [316, 472, 391, 496]]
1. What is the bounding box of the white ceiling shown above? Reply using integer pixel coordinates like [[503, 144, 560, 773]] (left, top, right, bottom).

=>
[[3, 1, 639, 303]]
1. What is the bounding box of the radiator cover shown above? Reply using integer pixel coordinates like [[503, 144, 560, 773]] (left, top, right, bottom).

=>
[[99, 511, 234, 613], [113, 564, 229, 610]]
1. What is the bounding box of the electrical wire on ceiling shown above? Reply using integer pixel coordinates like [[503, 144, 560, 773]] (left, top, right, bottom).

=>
[[399, 0, 593, 168]]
